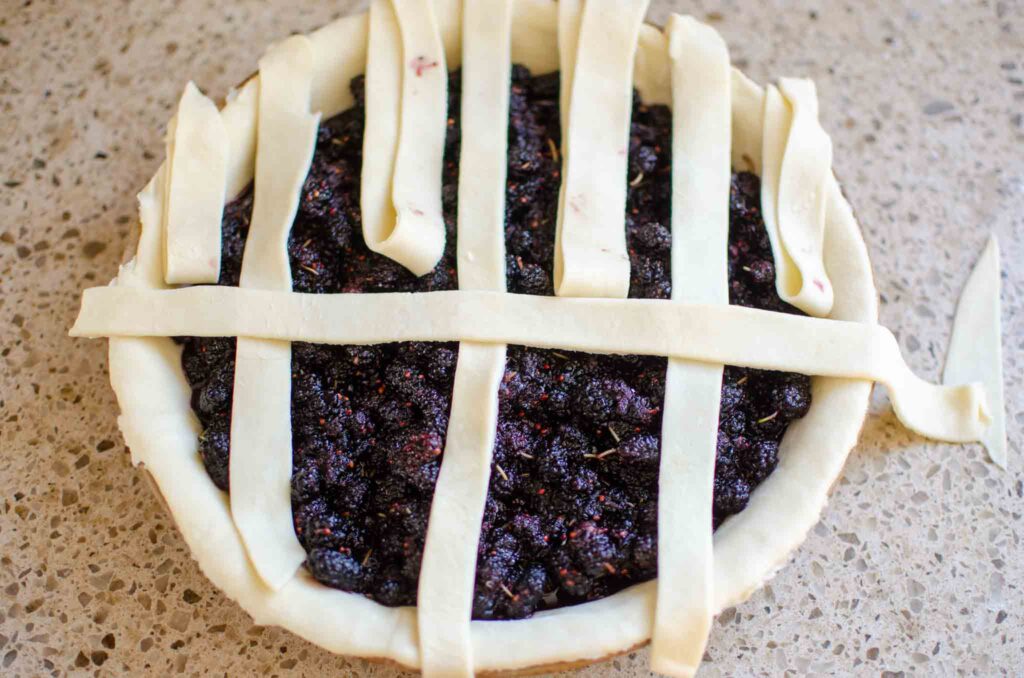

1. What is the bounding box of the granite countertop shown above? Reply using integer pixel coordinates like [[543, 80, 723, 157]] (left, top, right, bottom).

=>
[[1, 1, 1021, 675]]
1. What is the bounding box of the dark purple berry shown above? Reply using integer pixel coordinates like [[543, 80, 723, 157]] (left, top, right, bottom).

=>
[[198, 422, 230, 492], [307, 549, 363, 590]]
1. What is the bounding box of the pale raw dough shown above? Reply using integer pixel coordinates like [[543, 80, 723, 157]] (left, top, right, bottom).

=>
[[237, 36, 321, 292], [557, 0, 582, 138], [761, 79, 835, 317], [121, 167, 169, 291], [553, 0, 650, 299], [944, 235, 1007, 467], [552, 0, 581, 306], [418, 343, 507, 676], [360, 0, 448, 276], [453, 0, 512, 292], [654, 362, 718, 672], [664, 16, 731, 306], [73, 286, 990, 446], [650, 15, 731, 677], [221, 79, 260, 201], [361, 1, 405, 270], [729, 70, 765, 173], [229, 34, 320, 592], [431, 0, 463, 69], [309, 14, 369, 125], [78, 2, 1004, 673], [416, 3, 512, 676], [163, 82, 227, 285]]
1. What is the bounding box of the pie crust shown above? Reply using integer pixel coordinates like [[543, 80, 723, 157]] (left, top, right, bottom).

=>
[[162, 81, 227, 286], [650, 16, 730, 674], [761, 78, 835, 317], [69, 1, 1005, 675]]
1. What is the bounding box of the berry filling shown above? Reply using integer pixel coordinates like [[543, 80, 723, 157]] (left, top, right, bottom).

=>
[[176, 65, 810, 619]]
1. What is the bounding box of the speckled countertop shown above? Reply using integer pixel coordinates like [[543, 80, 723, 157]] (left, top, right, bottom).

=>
[[1, 1, 1021, 676]]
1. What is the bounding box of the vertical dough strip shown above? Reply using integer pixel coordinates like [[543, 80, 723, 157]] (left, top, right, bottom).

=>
[[360, 0, 449, 277], [554, 0, 650, 299], [761, 79, 834, 317], [649, 15, 732, 677], [416, 2, 513, 675], [229, 35, 321, 592], [162, 82, 228, 285]]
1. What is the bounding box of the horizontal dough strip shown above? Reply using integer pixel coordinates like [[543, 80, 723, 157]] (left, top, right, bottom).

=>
[[73, 285, 989, 445]]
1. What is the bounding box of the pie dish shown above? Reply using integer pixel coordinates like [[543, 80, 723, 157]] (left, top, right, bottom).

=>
[[69, 1, 1005, 676]]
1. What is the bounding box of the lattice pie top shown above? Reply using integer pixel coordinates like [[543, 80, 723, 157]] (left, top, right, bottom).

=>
[[70, 1, 1005, 676]]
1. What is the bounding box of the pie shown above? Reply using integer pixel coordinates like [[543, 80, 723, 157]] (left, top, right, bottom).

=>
[[70, 1, 1005, 676]]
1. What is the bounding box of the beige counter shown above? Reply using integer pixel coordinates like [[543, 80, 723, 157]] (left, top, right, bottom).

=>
[[1, 1, 1021, 675]]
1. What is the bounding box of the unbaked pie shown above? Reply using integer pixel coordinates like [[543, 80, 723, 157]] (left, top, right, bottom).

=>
[[71, 1, 1006, 676]]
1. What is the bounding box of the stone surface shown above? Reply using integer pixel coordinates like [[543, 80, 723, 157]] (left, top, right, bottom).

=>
[[0, 0, 1021, 676]]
